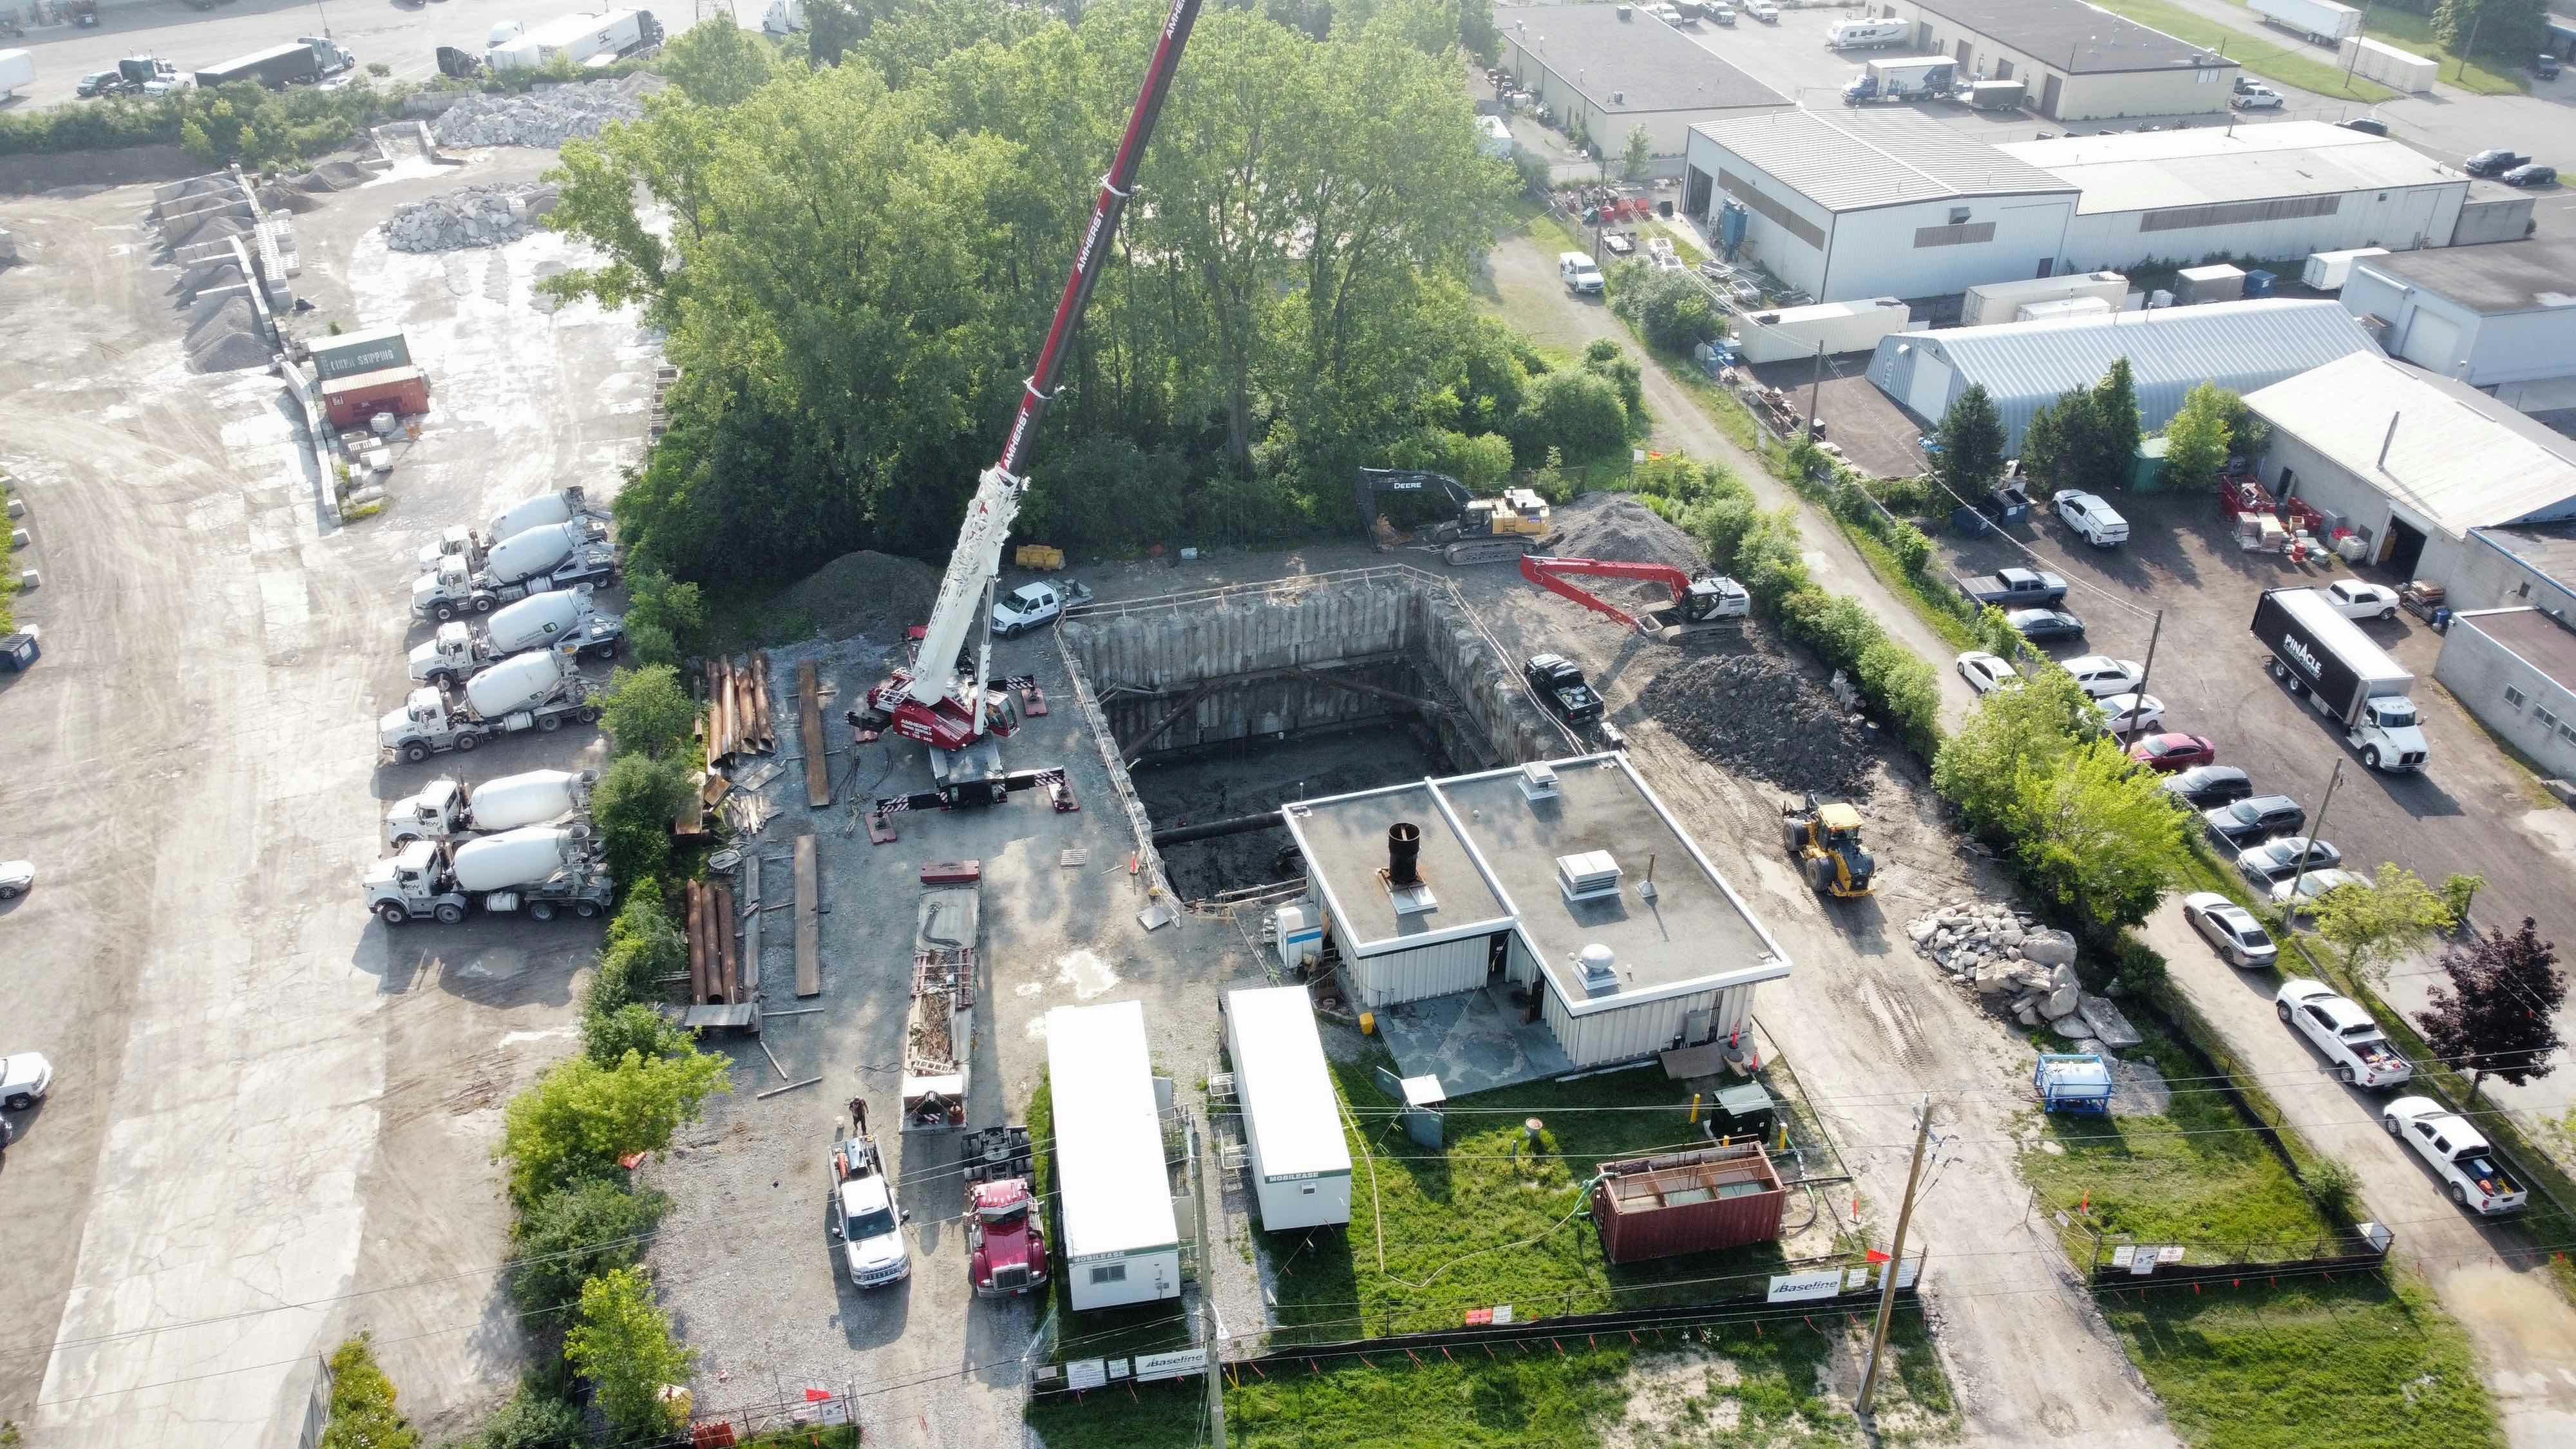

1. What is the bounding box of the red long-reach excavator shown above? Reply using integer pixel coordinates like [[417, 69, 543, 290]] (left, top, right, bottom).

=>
[[1518, 554, 1752, 642]]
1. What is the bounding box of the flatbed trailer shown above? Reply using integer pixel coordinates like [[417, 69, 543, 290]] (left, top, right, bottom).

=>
[[902, 886, 980, 1131]]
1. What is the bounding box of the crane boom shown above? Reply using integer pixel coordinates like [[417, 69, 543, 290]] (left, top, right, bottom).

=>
[[904, 0, 1207, 714]]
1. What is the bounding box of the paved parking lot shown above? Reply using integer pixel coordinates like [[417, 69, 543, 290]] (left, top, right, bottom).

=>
[[1928, 489, 2576, 1117]]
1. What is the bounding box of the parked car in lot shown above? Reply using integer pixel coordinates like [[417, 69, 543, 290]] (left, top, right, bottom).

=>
[[2204, 793, 2306, 846], [2063, 655, 2145, 699], [2503, 163, 2559, 187], [2232, 86, 2284, 109], [2006, 607, 2085, 641], [1956, 650, 2020, 694], [989, 579, 1091, 637], [2277, 980, 2413, 1088], [2128, 732, 2214, 771], [2183, 892, 2277, 968], [2465, 147, 2530, 176], [1744, 0, 1778, 19], [2094, 692, 2163, 733], [2538, 53, 2563, 80], [0, 860, 31, 900], [2165, 764, 2253, 808], [2273, 866, 2372, 916], [1958, 567, 2069, 607], [2324, 579, 2401, 621], [2385, 1096, 2526, 1214], [1, 1052, 52, 1112], [2237, 835, 2342, 884], [1559, 251, 1605, 295], [1524, 654, 1603, 723], [2052, 490, 2130, 547], [2338, 117, 2389, 135]]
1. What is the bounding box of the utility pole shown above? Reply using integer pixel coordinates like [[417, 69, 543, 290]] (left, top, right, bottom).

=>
[[1194, 1113, 1227, 1449], [2458, 8, 2486, 82], [2345, 1, 2373, 87], [1805, 340, 1826, 443], [1858, 1095, 1932, 1417], [2280, 757, 2345, 927], [2119, 609, 2163, 739]]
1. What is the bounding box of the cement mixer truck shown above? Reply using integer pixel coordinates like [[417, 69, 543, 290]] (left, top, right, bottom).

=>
[[379, 650, 598, 764], [408, 588, 623, 685], [411, 520, 620, 623], [382, 767, 598, 849], [415, 488, 609, 571], [364, 824, 614, 925]]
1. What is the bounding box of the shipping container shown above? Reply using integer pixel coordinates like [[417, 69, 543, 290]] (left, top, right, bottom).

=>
[[1960, 272, 2129, 327], [2176, 264, 2246, 304], [1224, 987, 1352, 1231], [1734, 298, 1910, 364], [1592, 1142, 1785, 1262], [2015, 296, 2114, 323], [2250, 0, 2361, 44], [1047, 1001, 1182, 1312], [2301, 246, 2389, 290], [311, 327, 413, 382], [2338, 37, 2438, 91], [321, 366, 431, 428]]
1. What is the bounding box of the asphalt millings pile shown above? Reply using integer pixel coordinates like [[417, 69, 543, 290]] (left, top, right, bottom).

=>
[[1639, 649, 1874, 797], [384, 183, 561, 252], [430, 77, 659, 148]]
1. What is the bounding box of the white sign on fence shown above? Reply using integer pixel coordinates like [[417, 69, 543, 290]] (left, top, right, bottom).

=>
[[1068, 1359, 1108, 1392], [1136, 1349, 1209, 1383], [1897, 1252, 1922, 1289], [1766, 1269, 1845, 1303], [1107, 1358, 1133, 1381]]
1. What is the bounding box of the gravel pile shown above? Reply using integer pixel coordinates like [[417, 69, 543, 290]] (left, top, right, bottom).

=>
[[1549, 491, 1705, 573], [184, 295, 271, 373], [772, 550, 941, 643], [431, 79, 652, 148], [167, 212, 251, 252], [384, 183, 560, 252], [1640, 648, 1875, 797], [294, 160, 374, 193]]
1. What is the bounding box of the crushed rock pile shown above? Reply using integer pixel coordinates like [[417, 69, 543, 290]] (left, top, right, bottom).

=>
[[1638, 650, 1873, 797], [294, 160, 374, 193], [773, 550, 940, 643], [431, 77, 661, 148], [385, 183, 561, 252], [1548, 492, 1705, 574], [1908, 899, 2141, 1046], [184, 295, 271, 374]]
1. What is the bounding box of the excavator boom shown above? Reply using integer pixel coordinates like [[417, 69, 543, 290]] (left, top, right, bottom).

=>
[[1518, 554, 1693, 635]]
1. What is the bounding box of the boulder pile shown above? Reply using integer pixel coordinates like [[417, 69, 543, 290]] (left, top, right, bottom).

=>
[[384, 184, 560, 252], [1907, 900, 2140, 1046], [430, 77, 658, 148]]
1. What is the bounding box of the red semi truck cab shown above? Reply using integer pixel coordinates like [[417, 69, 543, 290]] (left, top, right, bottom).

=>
[[967, 1179, 1048, 1297]]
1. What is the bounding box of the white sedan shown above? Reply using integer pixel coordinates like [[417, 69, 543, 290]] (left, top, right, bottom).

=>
[[2183, 891, 2277, 968], [2273, 867, 2372, 916], [1956, 650, 2020, 695], [2095, 693, 2164, 733], [2325, 579, 2401, 622], [0, 860, 30, 900]]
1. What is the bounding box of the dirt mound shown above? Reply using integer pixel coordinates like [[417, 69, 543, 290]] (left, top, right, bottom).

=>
[[773, 550, 941, 643], [1639, 647, 1875, 799], [1550, 492, 1705, 573], [298, 160, 374, 193]]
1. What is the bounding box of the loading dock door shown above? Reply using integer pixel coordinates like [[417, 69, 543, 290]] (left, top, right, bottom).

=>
[[2382, 517, 2429, 578], [2040, 73, 2063, 117], [1685, 165, 1714, 219], [1906, 353, 1953, 422], [2400, 310, 2463, 376]]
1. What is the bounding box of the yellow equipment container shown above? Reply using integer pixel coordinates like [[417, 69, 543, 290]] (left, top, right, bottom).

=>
[[1014, 544, 1065, 571]]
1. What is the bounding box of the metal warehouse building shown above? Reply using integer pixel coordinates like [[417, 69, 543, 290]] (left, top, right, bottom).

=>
[[1499, 5, 1788, 159], [2340, 237, 2576, 421], [2241, 354, 2576, 583], [1869, 297, 2381, 442], [1997, 124, 2470, 276], [2436, 609, 2576, 783], [1280, 753, 1790, 1072], [1683, 109, 2078, 303], [1880, 0, 2239, 120]]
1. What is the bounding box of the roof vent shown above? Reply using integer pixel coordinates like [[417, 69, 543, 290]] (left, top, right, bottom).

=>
[[1557, 849, 1622, 902], [1519, 762, 1561, 801], [1383, 822, 1438, 915], [1575, 943, 1620, 996]]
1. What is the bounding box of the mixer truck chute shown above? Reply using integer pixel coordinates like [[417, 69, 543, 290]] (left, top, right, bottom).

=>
[[365, 824, 614, 925], [383, 767, 599, 849], [380, 650, 598, 763]]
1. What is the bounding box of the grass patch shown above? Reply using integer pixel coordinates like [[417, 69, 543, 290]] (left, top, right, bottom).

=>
[[2088, 0, 2398, 101], [1833, 515, 1979, 653], [739, 1428, 862, 1448], [1027, 1079, 1198, 1363], [2101, 1274, 2499, 1449], [1025, 1380, 1206, 1449], [0, 468, 17, 636]]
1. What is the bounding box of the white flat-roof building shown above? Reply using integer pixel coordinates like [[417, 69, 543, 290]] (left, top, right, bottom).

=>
[[1683, 109, 2079, 302], [2339, 237, 2576, 419], [1281, 753, 1790, 1072], [1222, 987, 1352, 1231], [1883, 0, 2239, 120], [1499, 5, 1788, 159], [1046, 1001, 1182, 1312], [1997, 124, 2469, 275]]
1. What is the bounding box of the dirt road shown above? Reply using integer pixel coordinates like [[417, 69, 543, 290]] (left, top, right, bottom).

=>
[[2141, 900, 2576, 1447]]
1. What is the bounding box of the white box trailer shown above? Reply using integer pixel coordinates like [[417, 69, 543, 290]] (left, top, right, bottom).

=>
[[489, 8, 660, 71], [2251, 0, 2361, 44], [1047, 1001, 1182, 1312], [1734, 298, 1911, 365], [2338, 37, 2438, 91], [2302, 246, 2389, 290], [1223, 987, 1352, 1231], [0, 50, 33, 102], [1959, 271, 2128, 327], [2016, 296, 2114, 323]]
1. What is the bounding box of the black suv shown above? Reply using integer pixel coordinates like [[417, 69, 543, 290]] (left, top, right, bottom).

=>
[[1523, 654, 1603, 723], [2164, 764, 2252, 808], [2202, 793, 2306, 847]]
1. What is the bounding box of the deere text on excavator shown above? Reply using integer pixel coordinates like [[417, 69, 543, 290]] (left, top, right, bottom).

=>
[[1783, 793, 1874, 898], [1355, 468, 1558, 565]]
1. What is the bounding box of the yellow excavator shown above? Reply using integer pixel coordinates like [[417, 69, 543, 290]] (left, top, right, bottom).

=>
[[1783, 794, 1875, 899], [1356, 468, 1557, 565]]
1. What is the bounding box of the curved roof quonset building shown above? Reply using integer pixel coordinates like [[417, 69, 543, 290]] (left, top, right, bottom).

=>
[[1868, 298, 2382, 442]]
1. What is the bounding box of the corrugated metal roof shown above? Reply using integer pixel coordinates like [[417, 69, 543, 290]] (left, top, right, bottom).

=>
[[2000, 122, 2464, 215], [2242, 354, 2576, 541], [1692, 108, 2076, 213]]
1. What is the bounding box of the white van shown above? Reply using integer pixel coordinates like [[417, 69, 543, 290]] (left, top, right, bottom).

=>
[[1560, 251, 1605, 295]]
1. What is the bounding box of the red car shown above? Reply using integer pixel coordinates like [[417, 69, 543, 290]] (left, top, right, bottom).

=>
[[2128, 732, 2215, 771]]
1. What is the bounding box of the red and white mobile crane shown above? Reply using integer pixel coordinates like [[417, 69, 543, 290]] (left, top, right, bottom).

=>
[[854, 0, 1208, 818]]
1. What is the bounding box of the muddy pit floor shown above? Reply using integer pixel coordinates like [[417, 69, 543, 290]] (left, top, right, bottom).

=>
[[1137, 724, 1452, 899]]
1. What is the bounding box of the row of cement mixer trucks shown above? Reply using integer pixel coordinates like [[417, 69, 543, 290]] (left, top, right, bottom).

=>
[[367, 488, 627, 926]]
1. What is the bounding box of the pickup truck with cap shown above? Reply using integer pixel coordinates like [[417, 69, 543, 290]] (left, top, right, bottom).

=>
[[2385, 1096, 2526, 1215], [1956, 567, 2069, 607]]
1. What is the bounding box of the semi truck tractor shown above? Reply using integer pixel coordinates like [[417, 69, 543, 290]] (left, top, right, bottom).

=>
[[2252, 587, 2429, 772], [411, 521, 620, 622], [383, 767, 597, 848], [380, 650, 599, 763], [1844, 56, 1955, 103], [408, 589, 623, 685], [365, 824, 613, 924]]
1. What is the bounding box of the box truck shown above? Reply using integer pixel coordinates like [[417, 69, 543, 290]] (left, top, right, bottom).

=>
[[1964, 78, 2026, 110], [2251, 0, 2361, 44], [1844, 56, 1955, 104], [0, 50, 33, 102], [194, 37, 350, 91], [2252, 588, 2429, 772]]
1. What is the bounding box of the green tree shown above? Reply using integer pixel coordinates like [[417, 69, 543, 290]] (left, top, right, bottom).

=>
[[319, 1334, 416, 1449], [2434, 0, 2548, 62], [2159, 381, 2235, 492], [621, 570, 706, 672], [658, 17, 791, 108], [1514, 368, 1629, 462], [1582, 338, 1645, 419], [1933, 383, 2007, 497], [2312, 862, 2454, 986], [2017, 388, 2086, 491], [1459, 0, 1500, 61], [583, 1002, 692, 1068], [2420, 918, 2566, 1104], [498, 1045, 730, 1206], [2081, 357, 2142, 488], [564, 1267, 696, 1441], [458, 1385, 583, 1449], [1621, 123, 1652, 180], [589, 884, 685, 1018], [2005, 737, 2188, 929], [1610, 263, 1721, 355], [1931, 668, 2099, 837], [509, 1179, 672, 1316], [592, 750, 698, 886], [600, 664, 696, 759]]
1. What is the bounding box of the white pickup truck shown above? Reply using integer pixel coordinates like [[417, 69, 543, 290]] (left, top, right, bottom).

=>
[[989, 579, 1092, 638], [2275, 980, 2411, 1088], [2384, 1096, 2527, 1215], [829, 1107, 913, 1287]]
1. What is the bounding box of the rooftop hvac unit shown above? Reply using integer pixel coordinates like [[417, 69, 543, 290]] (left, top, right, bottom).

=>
[[1519, 761, 1562, 802], [1575, 943, 1622, 996], [1557, 849, 1623, 902]]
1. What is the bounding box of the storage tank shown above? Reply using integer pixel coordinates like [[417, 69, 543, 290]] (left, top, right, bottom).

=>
[[1960, 272, 2128, 327], [488, 589, 589, 654], [481, 522, 585, 587], [451, 826, 584, 893], [468, 768, 596, 831], [489, 488, 587, 542], [2302, 247, 2389, 290], [462, 649, 575, 718]]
